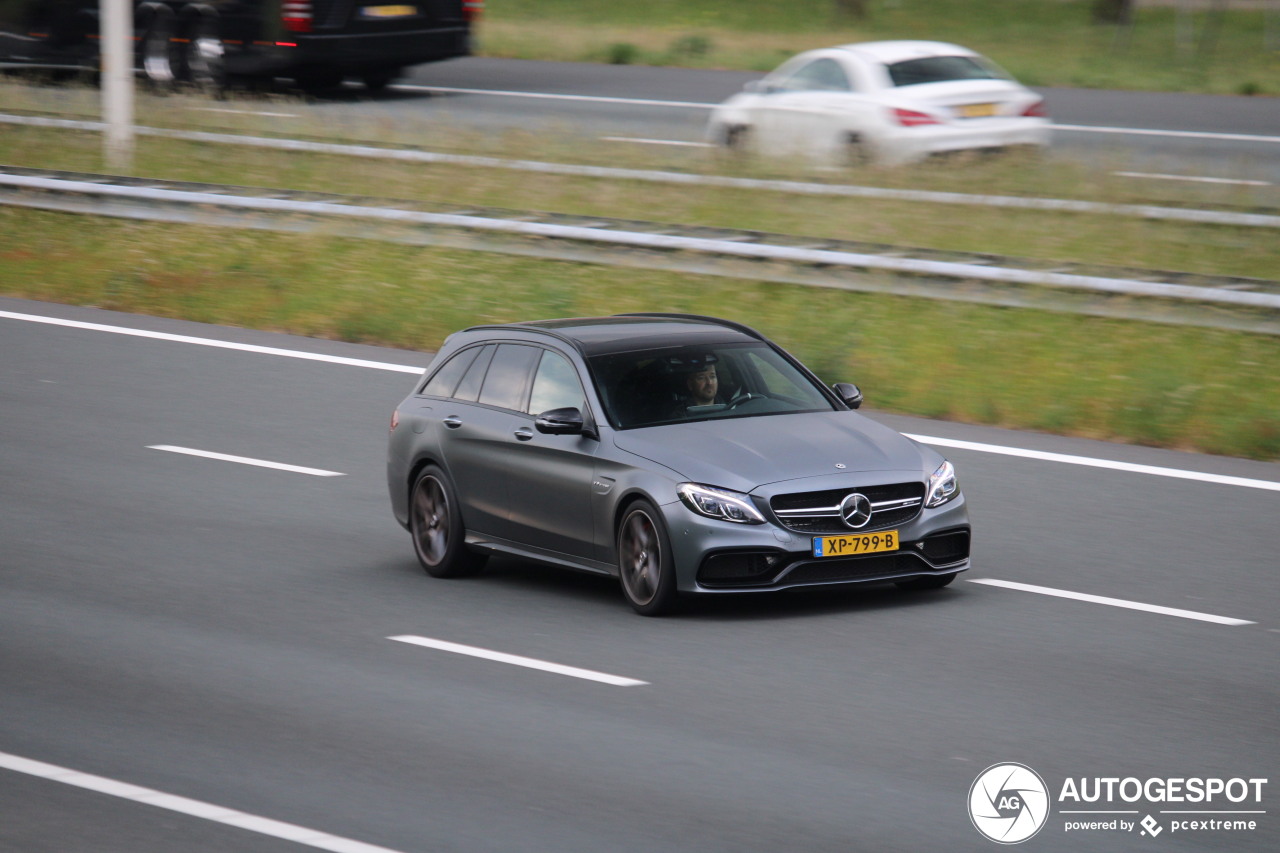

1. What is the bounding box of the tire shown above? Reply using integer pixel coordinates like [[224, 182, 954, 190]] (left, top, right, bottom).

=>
[[845, 132, 871, 168], [141, 11, 178, 89], [617, 500, 679, 616], [362, 66, 401, 92], [895, 572, 958, 591], [184, 14, 227, 92], [723, 124, 751, 153], [409, 466, 486, 578]]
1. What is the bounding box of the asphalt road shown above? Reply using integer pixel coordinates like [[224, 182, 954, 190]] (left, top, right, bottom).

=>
[[295, 57, 1280, 183], [2, 295, 1278, 852]]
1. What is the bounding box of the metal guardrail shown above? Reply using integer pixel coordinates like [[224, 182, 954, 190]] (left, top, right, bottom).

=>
[[3, 112, 1279, 229], [2, 167, 1278, 335]]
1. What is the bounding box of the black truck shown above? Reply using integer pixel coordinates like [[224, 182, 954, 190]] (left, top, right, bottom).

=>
[[0, 0, 479, 90]]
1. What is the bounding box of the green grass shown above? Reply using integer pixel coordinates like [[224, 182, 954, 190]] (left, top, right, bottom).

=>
[[0, 121, 1275, 282], [480, 0, 1280, 95], [4, 204, 1279, 460]]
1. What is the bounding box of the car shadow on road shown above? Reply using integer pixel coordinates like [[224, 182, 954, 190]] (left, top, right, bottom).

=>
[[445, 557, 964, 622]]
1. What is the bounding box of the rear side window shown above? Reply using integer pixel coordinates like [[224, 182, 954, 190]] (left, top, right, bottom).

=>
[[453, 345, 496, 403], [421, 347, 481, 398], [478, 344, 540, 411], [887, 55, 1003, 87], [780, 58, 852, 92]]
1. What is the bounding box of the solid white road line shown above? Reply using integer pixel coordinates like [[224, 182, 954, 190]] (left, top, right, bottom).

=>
[[969, 579, 1255, 626], [0, 310, 425, 374], [388, 635, 649, 686], [391, 87, 1280, 147], [1113, 171, 1272, 187], [6, 309, 1278, 494], [393, 84, 717, 109], [190, 108, 301, 118], [906, 434, 1280, 494], [1053, 124, 1280, 144], [0, 750, 407, 853], [601, 136, 714, 147], [148, 445, 345, 477]]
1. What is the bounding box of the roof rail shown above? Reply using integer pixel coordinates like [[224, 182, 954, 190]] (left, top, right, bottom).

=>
[[613, 313, 767, 342]]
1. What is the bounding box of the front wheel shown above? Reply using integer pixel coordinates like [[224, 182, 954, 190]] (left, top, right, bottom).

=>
[[409, 466, 486, 578], [895, 572, 957, 591], [617, 500, 679, 616]]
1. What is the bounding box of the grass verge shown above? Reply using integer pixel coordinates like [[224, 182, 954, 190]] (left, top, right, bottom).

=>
[[4, 205, 1279, 460]]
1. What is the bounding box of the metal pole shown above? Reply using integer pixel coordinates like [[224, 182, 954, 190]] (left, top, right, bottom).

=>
[[101, 0, 134, 170]]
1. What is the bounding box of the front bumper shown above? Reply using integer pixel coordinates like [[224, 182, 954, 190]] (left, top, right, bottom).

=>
[[663, 492, 971, 594]]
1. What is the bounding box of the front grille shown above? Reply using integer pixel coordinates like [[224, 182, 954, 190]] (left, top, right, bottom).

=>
[[770, 482, 925, 534]]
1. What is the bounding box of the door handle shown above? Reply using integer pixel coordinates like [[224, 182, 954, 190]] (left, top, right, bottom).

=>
[[443, 416, 462, 429], [513, 427, 534, 441]]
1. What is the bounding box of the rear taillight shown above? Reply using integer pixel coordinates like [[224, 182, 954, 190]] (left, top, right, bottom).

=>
[[463, 0, 483, 21], [892, 108, 941, 127], [1022, 99, 1048, 118], [390, 410, 401, 433], [282, 0, 313, 33]]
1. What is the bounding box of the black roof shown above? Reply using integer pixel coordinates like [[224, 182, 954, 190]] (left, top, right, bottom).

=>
[[466, 314, 766, 357]]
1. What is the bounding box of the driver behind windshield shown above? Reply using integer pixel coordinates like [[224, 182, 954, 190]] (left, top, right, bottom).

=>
[[672, 354, 724, 416]]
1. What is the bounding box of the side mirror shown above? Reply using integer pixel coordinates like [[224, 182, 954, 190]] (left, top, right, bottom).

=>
[[832, 383, 863, 409], [535, 406, 594, 437]]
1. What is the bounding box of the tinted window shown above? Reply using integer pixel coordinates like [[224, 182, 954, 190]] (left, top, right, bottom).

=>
[[588, 343, 835, 429], [887, 55, 1004, 87], [453, 345, 496, 403], [527, 350, 586, 415], [421, 347, 481, 398], [478, 344, 540, 411]]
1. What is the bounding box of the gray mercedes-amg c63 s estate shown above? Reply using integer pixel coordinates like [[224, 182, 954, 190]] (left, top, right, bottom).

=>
[[387, 314, 970, 615]]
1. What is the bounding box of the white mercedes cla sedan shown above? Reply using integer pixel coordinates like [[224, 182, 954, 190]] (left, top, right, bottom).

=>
[[707, 40, 1050, 167]]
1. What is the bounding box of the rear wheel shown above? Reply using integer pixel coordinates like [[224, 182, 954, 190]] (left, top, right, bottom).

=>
[[362, 66, 401, 92], [410, 466, 486, 578], [184, 14, 227, 92], [844, 132, 871, 168], [617, 500, 678, 616], [896, 572, 958, 591]]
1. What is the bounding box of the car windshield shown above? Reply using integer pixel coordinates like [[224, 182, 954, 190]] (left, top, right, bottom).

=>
[[588, 342, 837, 429], [886, 55, 1005, 87]]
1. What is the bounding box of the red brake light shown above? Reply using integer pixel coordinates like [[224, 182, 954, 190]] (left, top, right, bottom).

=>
[[1022, 99, 1048, 118], [463, 0, 483, 21], [282, 0, 313, 33], [892, 108, 941, 127], [390, 410, 400, 433]]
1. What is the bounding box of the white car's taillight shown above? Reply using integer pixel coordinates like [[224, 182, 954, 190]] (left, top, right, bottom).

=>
[[892, 108, 942, 127], [1022, 99, 1048, 118]]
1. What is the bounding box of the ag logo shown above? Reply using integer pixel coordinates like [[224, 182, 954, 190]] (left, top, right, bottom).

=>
[[969, 763, 1050, 844]]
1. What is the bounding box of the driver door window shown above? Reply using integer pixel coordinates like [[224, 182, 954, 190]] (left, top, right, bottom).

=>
[[527, 350, 587, 415]]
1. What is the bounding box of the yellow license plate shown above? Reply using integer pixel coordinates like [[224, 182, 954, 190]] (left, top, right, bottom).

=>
[[958, 103, 997, 118], [363, 4, 416, 16], [813, 530, 899, 558]]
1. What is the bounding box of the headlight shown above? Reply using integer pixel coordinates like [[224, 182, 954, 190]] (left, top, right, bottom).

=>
[[678, 483, 766, 524], [925, 460, 959, 507]]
